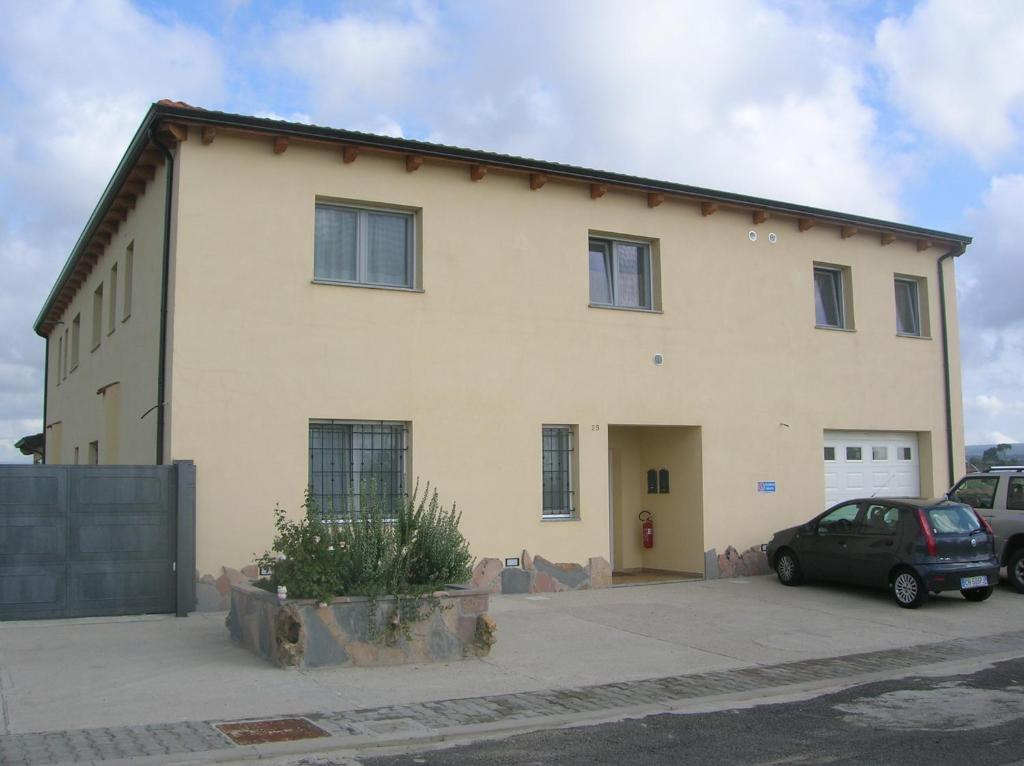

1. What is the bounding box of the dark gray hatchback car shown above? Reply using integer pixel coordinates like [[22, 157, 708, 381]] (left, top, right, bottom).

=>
[[764, 498, 999, 608]]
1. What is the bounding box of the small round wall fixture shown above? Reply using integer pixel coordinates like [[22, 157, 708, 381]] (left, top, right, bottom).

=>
[[653, 353, 664, 366], [748, 230, 757, 241], [768, 232, 778, 243]]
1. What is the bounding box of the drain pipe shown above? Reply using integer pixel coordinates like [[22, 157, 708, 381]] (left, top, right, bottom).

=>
[[149, 128, 175, 465], [42, 335, 49, 463], [937, 243, 966, 487]]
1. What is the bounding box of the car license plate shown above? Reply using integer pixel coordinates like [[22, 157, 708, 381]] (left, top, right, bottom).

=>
[[960, 575, 988, 589]]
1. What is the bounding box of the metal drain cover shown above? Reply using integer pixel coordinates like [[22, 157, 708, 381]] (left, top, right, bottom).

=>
[[216, 717, 330, 745]]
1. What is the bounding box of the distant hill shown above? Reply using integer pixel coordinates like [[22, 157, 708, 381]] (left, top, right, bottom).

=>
[[966, 442, 1024, 467]]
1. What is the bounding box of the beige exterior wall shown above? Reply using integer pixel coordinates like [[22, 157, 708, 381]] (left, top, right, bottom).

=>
[[155, 128, 964, 579], [44, 167, 167, 466]]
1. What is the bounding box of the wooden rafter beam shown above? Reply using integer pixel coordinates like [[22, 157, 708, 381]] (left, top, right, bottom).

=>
[[470, 164, 488, 182], [273, 136, 289, 154], [161, 122, 188, 142], [201, 127, 217, 145], [590, 183, 608, 199], [752, 210, 769, 225], [111, 204, 129, 222], [93, 231, 111, 246], [700, 201, 718, 216], [530, 173, 547, 191], [140, 148, 164, 166], [798, 218, 815, 232], [647, 192, 665, 208], [134, 164, 156, 181], [841, 226, 857, 240], [124, 179, 146, 196], [342, 145, 359, 164], [405, 155, 423, 173], [881, 233, 897, 246], [916, 239, 931, 252]]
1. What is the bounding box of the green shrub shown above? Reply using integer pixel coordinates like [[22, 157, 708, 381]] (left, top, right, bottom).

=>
[[256, 482, 473, 607]]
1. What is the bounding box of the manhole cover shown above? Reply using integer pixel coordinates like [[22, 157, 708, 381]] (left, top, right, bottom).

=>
[[216, 717, 331, 745]]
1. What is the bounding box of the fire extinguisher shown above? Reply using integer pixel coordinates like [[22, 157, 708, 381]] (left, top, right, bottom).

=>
[[639, 510, 654, 549]]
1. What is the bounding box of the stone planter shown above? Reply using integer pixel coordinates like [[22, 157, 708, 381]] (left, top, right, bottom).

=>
[[227, 583, 495, 669]]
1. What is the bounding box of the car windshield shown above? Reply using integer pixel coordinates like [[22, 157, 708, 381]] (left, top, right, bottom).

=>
[[926, 506, 979, 534]]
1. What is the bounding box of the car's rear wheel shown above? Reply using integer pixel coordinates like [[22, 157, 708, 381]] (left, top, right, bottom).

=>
[[775, 549, 803, 586], [891, 568, 927, 609], [1008, 548, 1024, 594], [961, 585, 994, 602]]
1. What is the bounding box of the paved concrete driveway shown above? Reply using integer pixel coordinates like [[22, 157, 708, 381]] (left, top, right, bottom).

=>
[[2, 576, 1022, 736]]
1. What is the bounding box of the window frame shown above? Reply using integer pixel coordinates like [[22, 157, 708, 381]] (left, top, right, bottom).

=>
[[308, 419, 409, 520], [894, 275, 928, 338], [313, 201, 418, 291], [108, 263, 118, 336], [542, 424, 577, 519], [122, 242, 133, 322], [70, 315, 80, 371], [813, 265, 850, 330], [91, 283, 104, 351], [588, 235, 656, 311]]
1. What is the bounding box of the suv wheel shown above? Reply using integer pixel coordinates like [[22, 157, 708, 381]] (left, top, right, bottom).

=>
[[961, 585, 994, 602], [1008, 548, 1024, 594], [775, 549, 803, 586], [891, 568, 927, 609]]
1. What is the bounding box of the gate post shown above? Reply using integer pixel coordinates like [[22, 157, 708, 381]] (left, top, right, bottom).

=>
[[174, 460, 197, 616]]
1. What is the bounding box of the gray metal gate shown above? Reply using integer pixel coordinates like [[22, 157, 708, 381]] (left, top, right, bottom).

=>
[[0, 461, 195, 620]]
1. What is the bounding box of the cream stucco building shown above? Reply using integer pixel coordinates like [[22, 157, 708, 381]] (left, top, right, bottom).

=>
[[36, 101, 971, 607]]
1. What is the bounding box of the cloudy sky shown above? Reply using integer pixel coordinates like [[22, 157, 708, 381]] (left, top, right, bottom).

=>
[[0, 0, 1022, 461]]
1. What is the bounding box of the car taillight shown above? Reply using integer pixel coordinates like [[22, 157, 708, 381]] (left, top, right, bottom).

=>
[[974, 510, 995, 535], [916, 509, 938, 556]]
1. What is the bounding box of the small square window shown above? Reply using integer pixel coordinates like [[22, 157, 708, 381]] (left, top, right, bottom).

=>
[[895, 277, 922, 336], [542, 425, 576, 518], [846, 446, 862, 461], [314, 203, 415, 289], [872, 446, 888, 461], [824, 446, 836, 461], [589, 237, 654, 310], [813, 265, 852, 329], [897, 446, 912, 461]]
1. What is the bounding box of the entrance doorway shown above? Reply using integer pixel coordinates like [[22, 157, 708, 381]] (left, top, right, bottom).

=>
[[607, 425, 704, 583]]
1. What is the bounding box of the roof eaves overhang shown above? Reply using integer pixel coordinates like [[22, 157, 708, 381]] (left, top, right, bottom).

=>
[[34, 102, 973, 335]]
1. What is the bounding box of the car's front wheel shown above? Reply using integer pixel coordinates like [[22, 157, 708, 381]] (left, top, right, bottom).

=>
[[961, 585, 994, 602], [1008, 548, 1024, 594], [775, 549, 803, 586], [891, 568, 927, 609]]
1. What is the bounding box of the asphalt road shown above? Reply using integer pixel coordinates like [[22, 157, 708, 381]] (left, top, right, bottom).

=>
[[340, 656, 1024, 766]]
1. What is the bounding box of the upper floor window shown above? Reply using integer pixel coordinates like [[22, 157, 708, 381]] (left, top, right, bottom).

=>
[[895, 276, 922, 336], [91, 283, 104, 351], [314, 202, 415, 289], [122, 242, 133, 321], [108, 263, 118, 335], [589, 237, 653, 310], [70, 314, 81, 370], [814, 265, 851, 329]]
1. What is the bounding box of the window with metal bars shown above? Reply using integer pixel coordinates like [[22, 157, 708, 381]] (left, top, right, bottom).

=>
[[542, 425, 576, 518], [308, 420, 408, 519]]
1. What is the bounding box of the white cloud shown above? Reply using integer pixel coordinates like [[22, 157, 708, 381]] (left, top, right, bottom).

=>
[[419, 0, 903, 219], [875, 0, 1024, 163], [270, 6, 439, 126], [988, 431, 1019, 445], [0, 1, 225, 464]]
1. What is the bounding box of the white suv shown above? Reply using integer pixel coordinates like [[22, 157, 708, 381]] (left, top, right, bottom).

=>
[[948, 467, 1024, 592]]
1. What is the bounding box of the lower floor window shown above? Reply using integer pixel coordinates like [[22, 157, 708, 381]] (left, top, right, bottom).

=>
[[542, 425, 576, 517], [309, 420, 408, 518]]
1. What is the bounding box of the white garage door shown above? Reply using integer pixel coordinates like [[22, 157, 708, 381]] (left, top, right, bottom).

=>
[[823, 431, 920, 508]]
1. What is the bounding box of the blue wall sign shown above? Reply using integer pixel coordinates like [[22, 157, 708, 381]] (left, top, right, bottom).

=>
[[757, 481, 776, 493]]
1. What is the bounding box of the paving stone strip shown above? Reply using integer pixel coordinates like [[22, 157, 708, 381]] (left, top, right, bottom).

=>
[[3, 630, 1024, 765]]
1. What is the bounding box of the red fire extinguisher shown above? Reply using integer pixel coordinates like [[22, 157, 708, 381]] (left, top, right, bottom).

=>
[[639, 510, 654, 549]]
